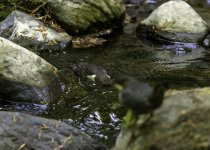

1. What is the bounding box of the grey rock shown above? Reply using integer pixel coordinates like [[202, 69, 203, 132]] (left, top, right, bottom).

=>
[[0, 37, 66, 103], [0, 10, 72, 52], [136, 0, 209, 44], [47, 0, 125, 35], [0, 111, 107, 150]]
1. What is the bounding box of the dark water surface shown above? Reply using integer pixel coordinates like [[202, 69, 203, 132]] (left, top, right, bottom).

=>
[[1, 0, 210, 148]]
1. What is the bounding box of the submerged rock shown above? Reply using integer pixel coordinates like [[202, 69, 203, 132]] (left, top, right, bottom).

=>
[[47, 0, 125, 35], [0, 111, 107, 150], [113, 87, 210, 150], [136, 0, 209, 45], [0, 37, 66, 103], [0, 10, 72, 52]]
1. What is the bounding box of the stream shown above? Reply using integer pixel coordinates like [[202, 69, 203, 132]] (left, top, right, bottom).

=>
[[0, 0, 210, 148]]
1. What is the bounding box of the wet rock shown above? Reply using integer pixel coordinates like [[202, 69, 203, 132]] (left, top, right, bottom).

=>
[[136, 1, 209, 44], [0, 111, 107, 150], [68, 62, 113, 85], [0, 37, 66, 103], [0, 10, 72, 52], [113, 87, 210, 150], [203, 33, 210, 48], [47, 0, 125, 35]]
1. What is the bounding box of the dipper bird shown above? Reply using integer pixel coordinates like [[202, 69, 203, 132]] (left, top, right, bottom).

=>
[[68, 62, 113, 85], [115, 76, 168, 124], [114, 76, 168, 147]]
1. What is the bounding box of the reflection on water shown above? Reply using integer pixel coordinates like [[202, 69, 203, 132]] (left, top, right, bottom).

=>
[[0, 0, 210, 148]]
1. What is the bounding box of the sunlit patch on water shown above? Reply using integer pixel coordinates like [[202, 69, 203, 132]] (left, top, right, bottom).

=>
[[0, 100, 48, 115], [43, 83, 124, 147], [63, 111, 121, 146], [161, 42, 198, 52], [145, 0, 156, 4]]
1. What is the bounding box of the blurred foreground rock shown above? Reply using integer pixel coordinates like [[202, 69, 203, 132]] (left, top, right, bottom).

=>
[[114, 87, 210, 150], [0, 111, 107, 150]]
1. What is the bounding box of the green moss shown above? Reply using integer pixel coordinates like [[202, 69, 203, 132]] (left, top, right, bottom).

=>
[[122, 110, 136, 130], [123, 109, 210, 150]]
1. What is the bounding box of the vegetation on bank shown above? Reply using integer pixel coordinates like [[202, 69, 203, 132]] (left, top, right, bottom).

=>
[[0, 0, 45, 21]]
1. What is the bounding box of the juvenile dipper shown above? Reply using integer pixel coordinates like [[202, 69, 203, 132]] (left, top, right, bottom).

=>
[[69, 62, 113, 85], [115, 76, 168, 147], [115, 76, 168, 121]]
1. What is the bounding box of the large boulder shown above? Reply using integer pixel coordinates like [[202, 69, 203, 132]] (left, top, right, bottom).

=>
[[0, 37, 66, 103], [0, 111, 107, 150], [0, 10, 72, 52], [47, 0, 125, 35], [113, 87, 210, 150], [136, 0, 209, 44]]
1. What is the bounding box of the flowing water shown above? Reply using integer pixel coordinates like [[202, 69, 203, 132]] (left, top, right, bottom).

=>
[[1, 0, 210, 148]]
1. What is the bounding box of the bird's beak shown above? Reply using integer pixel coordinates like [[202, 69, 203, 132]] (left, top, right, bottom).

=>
[[114, 83, 123, 92]]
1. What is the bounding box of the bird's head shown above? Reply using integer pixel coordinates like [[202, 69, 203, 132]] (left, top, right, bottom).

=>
[[151, 82, 170, 108], [114, 75, 135, 91]]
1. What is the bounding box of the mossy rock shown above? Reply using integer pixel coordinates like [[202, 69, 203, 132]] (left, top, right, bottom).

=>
[[114, 88, 210, 150], [47, 0, 125, 35]]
